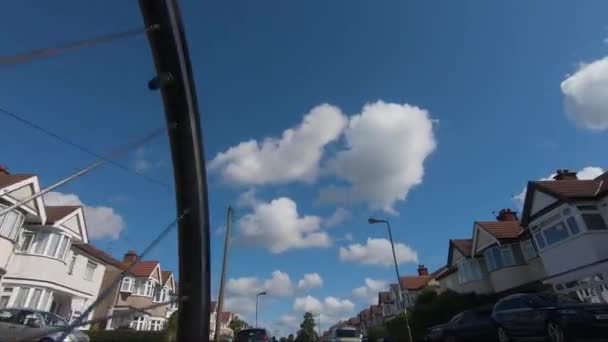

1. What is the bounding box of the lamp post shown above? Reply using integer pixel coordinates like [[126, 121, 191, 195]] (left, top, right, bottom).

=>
[[368, 217, 413, 342], [255, 291, 267, 328]]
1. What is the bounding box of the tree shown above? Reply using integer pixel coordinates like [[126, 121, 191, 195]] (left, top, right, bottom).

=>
[[279, 338, 287, 342], [288, 334, 295, 341], [229, 315, 246, 334], [295, 312, 318, 342]]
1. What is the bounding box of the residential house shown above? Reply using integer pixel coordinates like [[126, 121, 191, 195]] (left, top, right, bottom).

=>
[[439, 238, 494, 295], [399, 265, 440, 307], [521, 169, 608, 303], [377, 291, 396, 320], [357, 308, 370, 333], [104, 251, 178, 331], [369, 304, 383, 327], [0, 168, 106, 327], [471, 209, 546, 294]]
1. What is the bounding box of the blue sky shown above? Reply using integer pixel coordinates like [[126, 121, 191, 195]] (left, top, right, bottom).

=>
[[2, 0, 608, 337]]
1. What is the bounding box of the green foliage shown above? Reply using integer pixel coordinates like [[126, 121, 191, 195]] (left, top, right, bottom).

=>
[[295, 312, 318, 342], [384, 313, 412, 342], [165, 311, 177, 342], [87, 330, 167, 342], [288, 333, 295, 341], [229, 315, 245, 334], [367, 325, 388, 341]]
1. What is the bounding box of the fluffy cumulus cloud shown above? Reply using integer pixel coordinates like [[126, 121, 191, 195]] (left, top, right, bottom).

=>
[[44, 191, 125, 240], [352, 278, 388, 305], [513, 166, 605, 205], [293, 295, 355, 325], [297, 273, 323, 292], [321, 101, 437, 213], [561, 57, 608, 130], [209, 104, 347, 185], [237, 196, 331, 253], [339, 238, 418, 266]]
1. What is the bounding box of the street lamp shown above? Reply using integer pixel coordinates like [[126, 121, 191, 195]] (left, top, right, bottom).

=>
[[368, 217, 413, 342], [255, 291, 267, 328]]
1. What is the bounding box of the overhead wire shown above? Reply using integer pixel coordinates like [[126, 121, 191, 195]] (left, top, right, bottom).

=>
[[0, 106, 172, 189]]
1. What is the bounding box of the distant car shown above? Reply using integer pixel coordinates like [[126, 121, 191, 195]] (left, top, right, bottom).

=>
[[492, 292, 608, 342], [331, 326, 362, 342], [0, 308, 89, 342], [234, 328, 270, 342], [425, 307, 496, 342]]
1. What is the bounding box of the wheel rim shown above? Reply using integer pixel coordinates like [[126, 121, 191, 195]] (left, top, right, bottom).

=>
[[497, 327, 509, 342], [548, 322, 564, 342]]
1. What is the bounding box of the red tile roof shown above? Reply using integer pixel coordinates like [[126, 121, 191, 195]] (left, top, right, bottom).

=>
[[476, 220, 524, 242], [0, 174, 33, 189], [359, 308, 370, 319], [72, 243, 127, 271], [451, 239, 472, 257], [535, 179, 608, 199], [433, 266, 457, 280], [122, 260, 159, 277], [45, 206, 80, 224], [400, 275, 432, 290]]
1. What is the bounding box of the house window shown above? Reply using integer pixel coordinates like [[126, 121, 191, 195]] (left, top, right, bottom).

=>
[[47, 234, 61, 258], [582, 213, 608, 230], [521, 239, 537, 260], [28, 289, 42, 309], [484, 245, 517, 272], [0, 296, 9, 309], [500, 245, 516, 266], [0, 209, 24, 241], [120, 277, 134, 292], [144, 280, 154, 297], [18, 232, 34, 252], [84, 261, 97, 281], [153, 286, 162, 302], [149, 319, 163, 331], [33, 232, 49, 254], [28, 232, 71, 259], [14, 287, 30, 307], [543, 222, 570, 245], [67, 256, 76, 275], [566, 217, 580, 235], [39, 290, 50, 310], [130, 316, 147, 331], [457, 259, 482, 284], [57, 236, 70, 260], [534, 231, 547, 250]]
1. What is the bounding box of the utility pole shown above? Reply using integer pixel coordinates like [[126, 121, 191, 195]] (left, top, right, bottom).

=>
[[215, 207, 233, 342]]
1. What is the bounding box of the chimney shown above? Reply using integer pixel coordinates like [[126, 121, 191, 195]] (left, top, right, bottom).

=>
[[417, 264, 429, 276], [123, 250, 138, 264], [553, 169, 578, 181], [0, 165, 9, 175], [496, 208, 518, 222]]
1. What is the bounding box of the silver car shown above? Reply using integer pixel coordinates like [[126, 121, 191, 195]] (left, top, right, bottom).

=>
[[0, 308, 89, 342]]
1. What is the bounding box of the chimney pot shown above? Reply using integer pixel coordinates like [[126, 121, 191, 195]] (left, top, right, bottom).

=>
[[123, 250, 138, 264], [553, 169, 578, 181], [496, 208, 518, 222], [417, 264, 429, 276], [0, 165, 9, 175]]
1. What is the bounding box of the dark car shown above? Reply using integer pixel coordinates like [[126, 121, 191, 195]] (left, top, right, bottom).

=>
[[492, 293, 608, 342], [234, 328, 270, 342], [425, 307, 496, 342]]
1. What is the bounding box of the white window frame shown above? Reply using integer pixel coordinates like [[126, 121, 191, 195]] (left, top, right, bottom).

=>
[[500, 245, 516, 267], [521, 239, 537, 261], [578, 205, 608, 231], [120, 277, 134, 293], [67, 255, 77, 275], [0, 208, 24, 241], [18, 232, 35, 252], [84, 261, 97, 281]]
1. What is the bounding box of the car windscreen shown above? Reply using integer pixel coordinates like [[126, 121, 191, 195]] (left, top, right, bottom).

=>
[[336, 328, 358, 337], [40, 312, 67, 327], [236, 329, 267, 340]]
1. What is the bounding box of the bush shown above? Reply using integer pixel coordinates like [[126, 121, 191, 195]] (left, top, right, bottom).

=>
[[86, 330, 167, 342], [367, 325, 388, 341]]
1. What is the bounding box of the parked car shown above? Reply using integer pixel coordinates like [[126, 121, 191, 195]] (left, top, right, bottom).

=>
[[331, 326, 362, 341], [0, 308, 89, 342], [234, 328, 270, 342], [492, 293, 608, 342], [424, 307, 496, 342]]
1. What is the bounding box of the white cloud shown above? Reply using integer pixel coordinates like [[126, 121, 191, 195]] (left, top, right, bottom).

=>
[[265, 270, 294, 297], [344, 233, 354, 241], [277, 314, 298, 328], [227, 270, 294, 297], [513, 166, 605, 205], [209, 104, 347, 185], [293, 295, 322, 313], [352, 278, 387, 305], [339, 238, 419, 266], [321, 101, 437, 213], [224, 296, 256, 316], [293, 295, 355, 326], [227, 276, 264, 297], [238, 197, 331, 253], [44, 191, 125, 240], [297, 273, 323, 292], [323, 208, 351, 228], [561, 56, 608, 130]]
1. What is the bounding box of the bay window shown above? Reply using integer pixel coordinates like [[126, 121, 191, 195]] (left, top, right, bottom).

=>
[[22, 231, 71, 260], [0, 207, 24, 241], [521, 239, 537, 260], [543, 222, 569, 245], [484, 245, 517, 272], [120, 277, 134, 292], [457, 259, 483, 284], [84, 261, 97, 281]]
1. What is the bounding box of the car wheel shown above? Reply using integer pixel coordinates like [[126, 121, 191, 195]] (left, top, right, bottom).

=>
[[546, 321, 567, 342], [496, 326, 510, 342]]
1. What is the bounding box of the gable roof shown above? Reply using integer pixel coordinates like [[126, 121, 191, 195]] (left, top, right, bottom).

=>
[[433, 266, 457, 280], [451, 239, 472, 257], [45, 206, 81, 224], [161, 271, 174, 286], [72, 243, 127, 271], [122, 260, 160, 277], [475, 221, 523, 242], [522, 171, 608, 225], [0, 174, 34, 189], [400, 275, 432, 291]]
